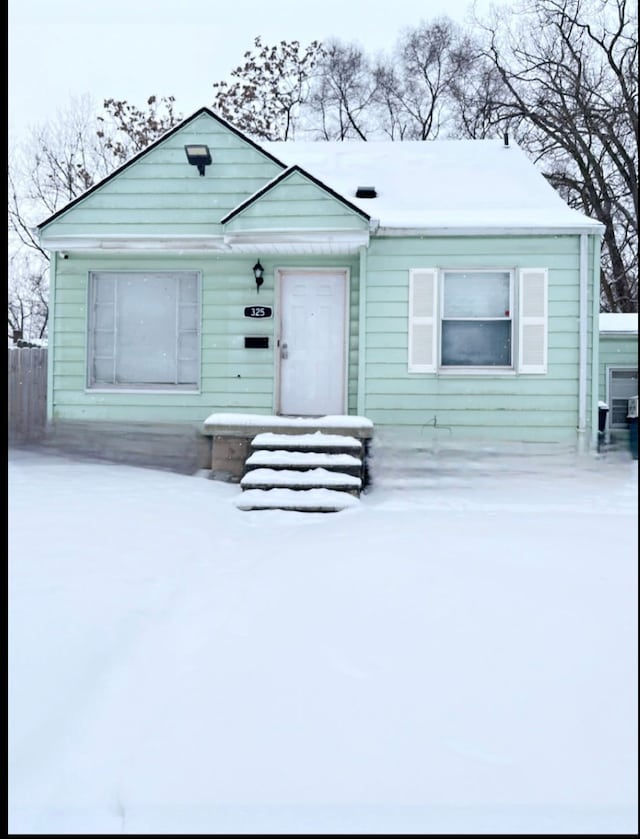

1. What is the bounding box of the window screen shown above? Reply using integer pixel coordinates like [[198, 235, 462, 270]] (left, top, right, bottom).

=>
[[88, 272, 200, 388]]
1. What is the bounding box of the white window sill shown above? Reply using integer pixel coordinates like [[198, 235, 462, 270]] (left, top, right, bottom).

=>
[[86, 386, 201, 394], [436, 368, 516, 376]]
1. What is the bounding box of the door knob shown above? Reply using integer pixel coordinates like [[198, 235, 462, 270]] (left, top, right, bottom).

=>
[[281, 342, 289, 359]]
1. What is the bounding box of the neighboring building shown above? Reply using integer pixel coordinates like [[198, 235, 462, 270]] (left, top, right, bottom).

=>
[[599, 313, 638, 446], [35, 107, 606, 475]]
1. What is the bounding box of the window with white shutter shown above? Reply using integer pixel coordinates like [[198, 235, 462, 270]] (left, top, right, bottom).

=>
[[407, 266, 549, 375], [518, 269, 548, 373], [408, 269, 437, 372]]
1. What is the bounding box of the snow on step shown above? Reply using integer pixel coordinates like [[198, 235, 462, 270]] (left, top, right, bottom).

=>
[[235, 488, 360, 512], [251, 431, 362, 450], [240, 467, 361, 489], [245, 450, 362, 469]]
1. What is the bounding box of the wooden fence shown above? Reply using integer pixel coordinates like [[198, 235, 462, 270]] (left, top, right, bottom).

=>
[[8, 347, 48, 442]]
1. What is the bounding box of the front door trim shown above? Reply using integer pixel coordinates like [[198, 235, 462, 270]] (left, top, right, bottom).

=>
[[275, 267, 350, 416]]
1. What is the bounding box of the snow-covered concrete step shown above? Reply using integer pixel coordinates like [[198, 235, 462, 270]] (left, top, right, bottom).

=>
[[235, 488, 360, 512], [251, 431, 362, 452], [240, 467, 361, 493], [244, 449, 362, 474]]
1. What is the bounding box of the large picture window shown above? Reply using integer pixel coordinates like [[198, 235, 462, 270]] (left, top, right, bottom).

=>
[[88, 271, 200, 389], [408, 267, 547, 374]]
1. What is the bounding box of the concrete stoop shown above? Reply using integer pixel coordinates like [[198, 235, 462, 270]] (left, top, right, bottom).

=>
[[235, 431, 365, 512]]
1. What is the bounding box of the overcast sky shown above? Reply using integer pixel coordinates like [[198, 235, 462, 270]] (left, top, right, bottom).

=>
[[8, 0, 491, 144]]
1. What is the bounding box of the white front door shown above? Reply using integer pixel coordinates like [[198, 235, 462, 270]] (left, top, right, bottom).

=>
[[278, 270, 348, 416]]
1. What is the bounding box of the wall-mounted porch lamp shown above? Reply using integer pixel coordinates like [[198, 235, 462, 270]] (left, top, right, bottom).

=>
[[184, 144, 212, 175], [253, 260, 265, 293]]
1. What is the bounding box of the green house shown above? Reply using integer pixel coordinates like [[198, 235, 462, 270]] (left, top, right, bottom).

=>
[[37, 107, 606, 475]]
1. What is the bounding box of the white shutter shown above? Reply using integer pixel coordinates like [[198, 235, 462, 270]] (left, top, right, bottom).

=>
[[408, 269, 438, 372], [518, 268, 548, 373]]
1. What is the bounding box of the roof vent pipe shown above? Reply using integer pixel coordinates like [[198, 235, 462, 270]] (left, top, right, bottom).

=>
[[503, 132, 509, 147]]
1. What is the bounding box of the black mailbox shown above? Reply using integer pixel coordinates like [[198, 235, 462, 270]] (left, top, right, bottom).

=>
[[244, 336, 269, 349]]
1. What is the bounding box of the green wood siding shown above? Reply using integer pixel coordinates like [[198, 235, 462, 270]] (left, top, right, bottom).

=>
[[223, 170, 369, 232], [40, 114, 284, 238], [361, 234, 599, 444], [50, 253, 360, 424], [49, 232, 597, 448], [599, 332, 638, 401]]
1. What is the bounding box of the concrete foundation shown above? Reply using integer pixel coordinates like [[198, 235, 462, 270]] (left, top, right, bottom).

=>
[[203, 414, 374, 482]]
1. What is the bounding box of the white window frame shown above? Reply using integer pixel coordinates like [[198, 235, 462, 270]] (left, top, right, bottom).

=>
[[408, 267, 548, 375], [87, 270, 201, 391], [606, 366, 638, 428], [439, 268, 514, 371]]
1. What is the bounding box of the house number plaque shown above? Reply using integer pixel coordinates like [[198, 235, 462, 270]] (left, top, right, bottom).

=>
[[244, 305, 273, 319]]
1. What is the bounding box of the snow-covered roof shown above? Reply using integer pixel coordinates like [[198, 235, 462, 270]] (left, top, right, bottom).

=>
[[36, 108, 605, 239], [599, 313, 638, 334], [261, 139, 604, 233]]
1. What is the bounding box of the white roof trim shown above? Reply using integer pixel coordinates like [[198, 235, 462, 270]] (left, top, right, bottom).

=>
[[223, 229, 369, 246], [40, 229, 370, 256], [599, 312, 638, 334], [41, 222, 602, 254], [40, 235, 230, 253], [224, 228, 369, 254], [377, 224, 604, 237]]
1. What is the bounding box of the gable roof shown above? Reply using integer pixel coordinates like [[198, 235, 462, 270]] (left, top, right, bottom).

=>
[[36, 107, 286, 231], [261, 139, 605, 233], [36, 106, 605, 237], [220, 165, 370, 224]]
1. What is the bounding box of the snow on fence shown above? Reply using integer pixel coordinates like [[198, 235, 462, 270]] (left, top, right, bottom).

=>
[[8, 347, 48, 442]]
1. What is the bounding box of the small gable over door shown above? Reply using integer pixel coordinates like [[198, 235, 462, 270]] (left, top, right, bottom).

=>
[[222, 167, 370, 235]]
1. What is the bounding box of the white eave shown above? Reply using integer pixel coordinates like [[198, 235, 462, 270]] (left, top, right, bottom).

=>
[[599, 312, 638, 335], [222, 228, 370, 254], [40, 229, 371, 256], [38, 218, 603, 256], [38, 234, 229, 253], [376, 223, 605, 237]]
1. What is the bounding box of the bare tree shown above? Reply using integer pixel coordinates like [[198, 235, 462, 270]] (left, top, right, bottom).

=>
[[303, 23, 472, 142], [211, 37, 324, 140], [7, 96, 105, 341], [8, 95, 184, 340], [97, 95, 182, 164], [308, 41, 379, 140], [371, 63, 412, 140], [9, 96, 106, 243], [477, 0, 638, 312], [446, 36, 510, 139], [7, 251, 49, 343], [384, 18, 468, 140]]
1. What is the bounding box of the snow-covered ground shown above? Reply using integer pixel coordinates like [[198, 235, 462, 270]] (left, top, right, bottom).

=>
[[8, 444, 638, 835]]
